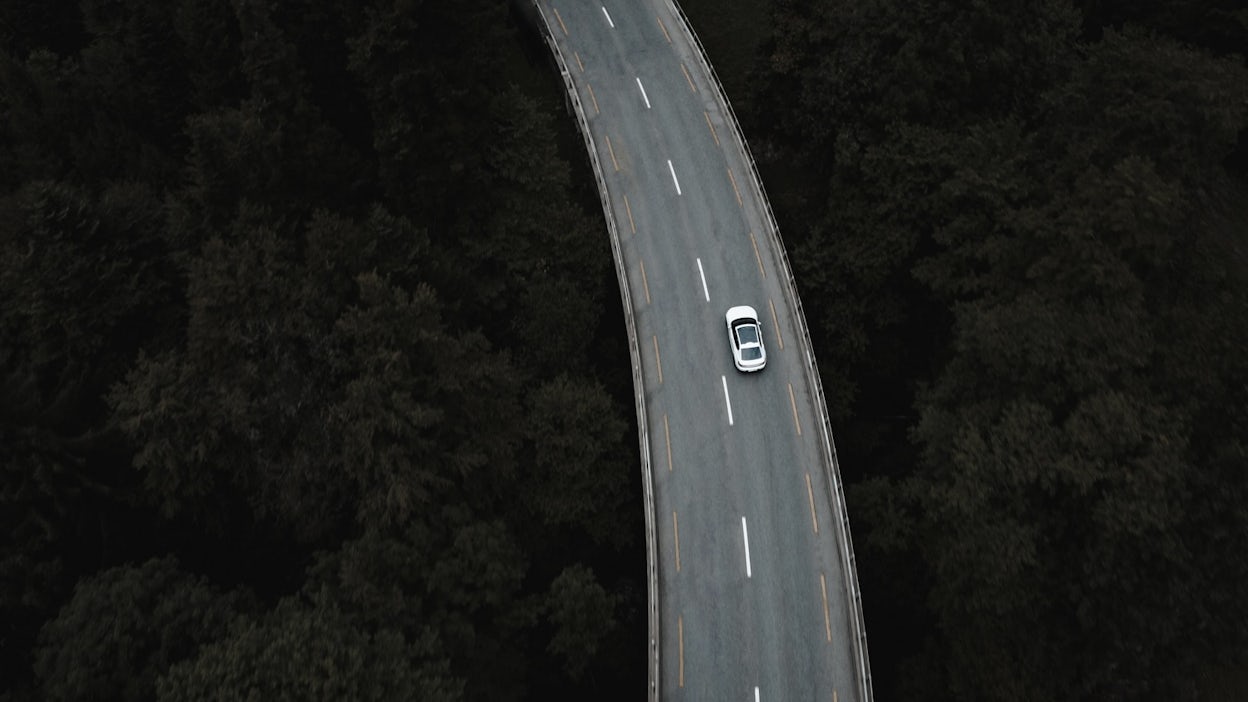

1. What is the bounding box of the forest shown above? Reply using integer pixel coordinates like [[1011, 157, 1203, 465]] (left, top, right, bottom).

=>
[[1, 0, 1246, 700]]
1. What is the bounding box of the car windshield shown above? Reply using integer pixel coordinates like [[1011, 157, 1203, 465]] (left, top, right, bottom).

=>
[[741, 347, 763, 360], [737, 325, 759, 344]]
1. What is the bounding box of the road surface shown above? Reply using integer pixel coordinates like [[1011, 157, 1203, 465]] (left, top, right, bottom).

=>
[[528, 2, 873, 700]]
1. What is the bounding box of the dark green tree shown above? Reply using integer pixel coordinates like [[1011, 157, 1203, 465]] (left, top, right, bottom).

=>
[[156, 593, 460, 702], [302, 517, 535, 702], [899, 26, 1248, 702], [425, 519, 533, 702], [346, 0, 511, 219], [752, 1, 1248, 698], [521, 375, 634, 551], [754, 0, 1079, 153], [0, 424, 75, 694], [1075, 0, 1248, 55], [110, 210, 339, 537], [110, 202, 522, 539], [77, 0, 189, 153], [328, 271, 521, 530], [2, 0, 644, 699], [0, 180, 180, 414], [0, 0, 85, 57], [180, 0, 367, 223], [34, 556, 250, 702], [543, 563, 619, 681], [173, 0, 245, 113]]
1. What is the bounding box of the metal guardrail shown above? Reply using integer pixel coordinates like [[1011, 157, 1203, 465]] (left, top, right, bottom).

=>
[[531, 6, 663, 701], [663, 2, 874, 700]]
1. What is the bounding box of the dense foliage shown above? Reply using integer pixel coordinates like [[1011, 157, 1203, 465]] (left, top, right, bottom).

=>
[[5, 0, 1248, 700], [1, 0, 643, 699], [739, 0, 1248, 699]]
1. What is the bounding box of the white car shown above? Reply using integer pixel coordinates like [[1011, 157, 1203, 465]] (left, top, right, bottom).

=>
[[725, 305, 766, 372]]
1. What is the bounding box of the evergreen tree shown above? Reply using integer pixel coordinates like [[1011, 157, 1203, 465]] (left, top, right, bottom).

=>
[[34, 556, 251, 702], [156, 593, 460, 702]]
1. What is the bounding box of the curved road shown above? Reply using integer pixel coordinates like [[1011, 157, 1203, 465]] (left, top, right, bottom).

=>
[[529, 2, 873, 700]]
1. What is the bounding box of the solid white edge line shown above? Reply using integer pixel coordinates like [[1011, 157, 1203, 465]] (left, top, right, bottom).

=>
[[721, 375, 733, 425], [741, 516, 752, 578], [696, 258, 709, 301], [601, 6, 615, 27], [636, 77, 651, 109], [667, 159, 682, 195]]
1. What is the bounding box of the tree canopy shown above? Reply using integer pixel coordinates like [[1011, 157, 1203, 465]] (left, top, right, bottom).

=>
[[741, 0, 1248, 698], [5, 0, 1247, 699], [2, 0, 642, 699]]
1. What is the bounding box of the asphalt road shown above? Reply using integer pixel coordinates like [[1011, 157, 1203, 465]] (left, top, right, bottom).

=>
[[531, 2, 872, 700]]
